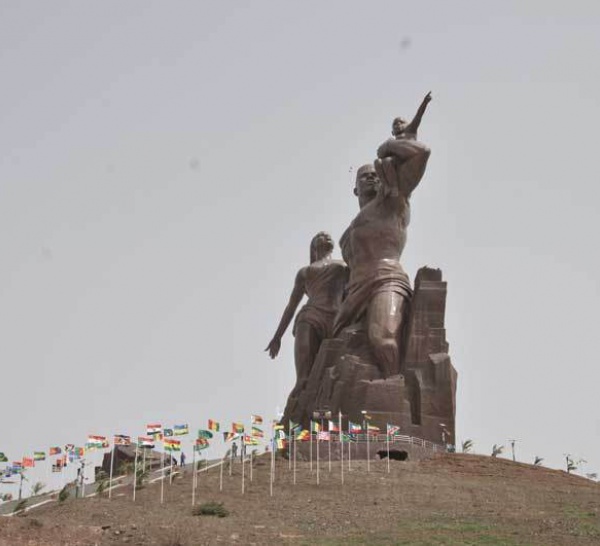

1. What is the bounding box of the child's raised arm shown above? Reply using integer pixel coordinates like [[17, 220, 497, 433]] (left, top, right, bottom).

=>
[[406, 91, 432, 135]]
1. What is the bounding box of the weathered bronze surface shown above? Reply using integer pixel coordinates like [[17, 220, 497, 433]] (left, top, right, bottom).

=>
[[271, 94, 457, 447], [266, 233, 347, 398]]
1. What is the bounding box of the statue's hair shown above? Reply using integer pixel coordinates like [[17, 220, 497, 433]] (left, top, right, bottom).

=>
[[310, 231, 333, 263]]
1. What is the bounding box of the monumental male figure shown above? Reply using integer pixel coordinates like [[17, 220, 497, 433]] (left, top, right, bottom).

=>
[[333, 93, 432, 378]]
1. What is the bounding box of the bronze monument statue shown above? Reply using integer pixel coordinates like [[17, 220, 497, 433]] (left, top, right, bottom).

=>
[[266, 232, 347, 397], [334, 92, 432, 378], [272, 93, 457, 449]]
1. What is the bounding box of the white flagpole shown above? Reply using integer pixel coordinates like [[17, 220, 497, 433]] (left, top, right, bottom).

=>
[[169, 448, 174, 485], [316, 431, 320, 486], [288, 421, 292, 470], [160, 448, 165, 504], [241, 440, 246, 495], [269, 428, 274, 497], [367, 430, 370, 472], [250, 448, 253, 483], [229, 440, 233, 476], [310, 420, 313, 472], [142, 448, 146, 475], [339, 411, 344, 485], [132, 444, 139, 502], [293, 432, 297, 485], [108, 438, 115, 499], [387, 427, 390, 473], [219, 452, 224, 492], [328, 431, 332, 472], [191, 445, 196, 506], [366, 421, 370, 473]]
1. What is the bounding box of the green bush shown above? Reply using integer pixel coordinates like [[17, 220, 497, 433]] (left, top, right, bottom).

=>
[[58, 484, 70, 503], [192, 501, 229, 518]]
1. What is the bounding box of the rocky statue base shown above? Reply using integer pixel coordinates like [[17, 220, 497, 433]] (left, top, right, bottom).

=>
[[282, 267, 456, 447]]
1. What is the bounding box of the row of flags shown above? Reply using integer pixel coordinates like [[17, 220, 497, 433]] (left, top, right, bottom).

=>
[[1, 416, 265, 479], [1, 414, 402, 479]]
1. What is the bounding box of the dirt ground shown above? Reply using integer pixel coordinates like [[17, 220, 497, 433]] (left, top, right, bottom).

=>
[[1, 453, 599, 545]]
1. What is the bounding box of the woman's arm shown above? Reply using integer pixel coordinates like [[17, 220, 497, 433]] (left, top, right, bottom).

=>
[[265, 268, 306, 358]]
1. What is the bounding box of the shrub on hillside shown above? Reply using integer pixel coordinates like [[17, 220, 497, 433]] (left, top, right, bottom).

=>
[[192, 501, 229, 518]]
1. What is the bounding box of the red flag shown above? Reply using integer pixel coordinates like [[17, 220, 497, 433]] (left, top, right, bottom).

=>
[[22, 457, 35, 468]]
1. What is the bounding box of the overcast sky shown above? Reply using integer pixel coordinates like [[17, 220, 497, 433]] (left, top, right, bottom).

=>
[[1, 0, 599, 490]]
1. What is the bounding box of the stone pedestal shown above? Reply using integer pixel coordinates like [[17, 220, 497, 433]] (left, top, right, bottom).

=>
[[281, 266, 457, 447]]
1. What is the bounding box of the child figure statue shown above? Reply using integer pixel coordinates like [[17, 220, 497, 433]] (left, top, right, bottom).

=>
[[376, 92, 432, 198]]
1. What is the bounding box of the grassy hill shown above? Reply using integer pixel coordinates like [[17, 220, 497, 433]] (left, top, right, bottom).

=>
[[1, 453, 599, 545]]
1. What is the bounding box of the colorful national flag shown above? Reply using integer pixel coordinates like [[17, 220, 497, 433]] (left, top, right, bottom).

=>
[[311, 421, 321, 433], [87, 435, 109, 448], [33, 451, 46, 461], [174, 424, 189, 436], [163, 438, 181, 452], [194, 438, 209, 451], [251, 426, 264, 438], [69, 448, 84, 461], [296, 430, 310, 441], [328, 420, 340, 432], [349, 421, 362, 433], [232, 422, 244, 434], [51, 463, 62, 473], [367, 424, 380, 434], [49, 447, 62, 456], [223, 432, 238, 442], [289, 421, 302, 435], [243, 435, 259, 446], [64, 444, 75, 452], [0, 452, 8, 462], [114, 435, 132, 446], [163, 428, 174, 438], [197, 429, 214, 440], [317, 431, 331, 441], [273, 423, 285, 431], [276, 437, 286, 449], [251, 414, 263, 425], [146, 423, 162, 436], [138, 436, 155, 449], [22, 457, 35, 468], [386, 424, 401, 436], [208, 419, 220, 432]]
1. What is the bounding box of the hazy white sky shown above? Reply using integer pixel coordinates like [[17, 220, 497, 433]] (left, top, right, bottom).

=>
[[1, 0, 599, 486]]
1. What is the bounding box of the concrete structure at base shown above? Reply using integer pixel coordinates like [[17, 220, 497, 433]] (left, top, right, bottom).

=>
[[282, 266, 457, 447]]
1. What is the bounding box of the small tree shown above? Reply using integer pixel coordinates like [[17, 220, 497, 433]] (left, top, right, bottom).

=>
[[533, 456, 544, 466], [58, 484, 70, 503], [565, 455, 577, 473], [12, 499, 28, 515], [31, 481, 45, 496], [461, 439, 473, 453], [491, 444, 504, 458], [136, 465, 149, 488], [95, 471, 109, 497]]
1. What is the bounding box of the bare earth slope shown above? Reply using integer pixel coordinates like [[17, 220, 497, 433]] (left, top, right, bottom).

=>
[[1, 453, 599, 545]]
